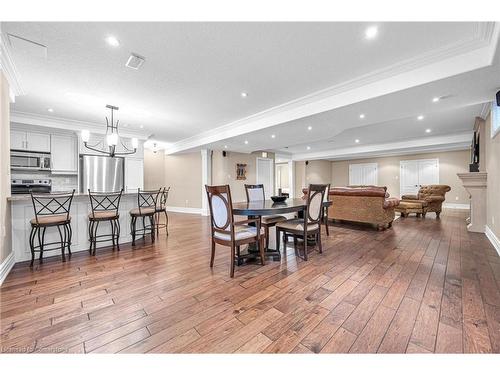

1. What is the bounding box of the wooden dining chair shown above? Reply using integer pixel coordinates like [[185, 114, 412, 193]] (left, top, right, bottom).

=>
[[276, 184, 328, 261], [244, 184, 286, 251], [205, 185, 265, 278], [323, 183, 331, 236]]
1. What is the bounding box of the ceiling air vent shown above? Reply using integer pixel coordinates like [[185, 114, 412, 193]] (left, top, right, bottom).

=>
[[125, 53, 145, 70]]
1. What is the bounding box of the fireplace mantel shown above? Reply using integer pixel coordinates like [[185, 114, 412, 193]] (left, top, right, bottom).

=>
[[457, 172, 487, 233]]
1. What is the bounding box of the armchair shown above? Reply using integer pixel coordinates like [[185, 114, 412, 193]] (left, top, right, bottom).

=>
[[401, 185, 451, 218]]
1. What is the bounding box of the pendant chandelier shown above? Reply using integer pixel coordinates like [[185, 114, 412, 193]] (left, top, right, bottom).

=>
[[81, 104, 138, 157]]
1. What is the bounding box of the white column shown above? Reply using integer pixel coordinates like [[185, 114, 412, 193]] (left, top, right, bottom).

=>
[[288, 160, 295, 198], [200, 149, 212, 216], [457, 172, 487, 233]]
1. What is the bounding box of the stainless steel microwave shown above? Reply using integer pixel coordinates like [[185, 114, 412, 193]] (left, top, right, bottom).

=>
[[10, 151, 51, 171]]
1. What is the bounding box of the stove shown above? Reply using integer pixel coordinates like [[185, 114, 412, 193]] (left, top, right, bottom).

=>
[[11, 179, 52, 194]]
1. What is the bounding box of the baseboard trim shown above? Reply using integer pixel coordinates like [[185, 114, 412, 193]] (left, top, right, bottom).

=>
[[443, 203, 470, 210], [0, 252, 15, 286], [166, 206, 202, 215], [485, 225, 500, 257]]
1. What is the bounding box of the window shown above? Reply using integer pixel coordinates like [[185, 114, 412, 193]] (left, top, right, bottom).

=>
[[349, 163, 378, 186], [492, 102, 500, 139]]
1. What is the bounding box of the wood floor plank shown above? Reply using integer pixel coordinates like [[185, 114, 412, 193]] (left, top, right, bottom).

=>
[[2, 210, 500, 354]]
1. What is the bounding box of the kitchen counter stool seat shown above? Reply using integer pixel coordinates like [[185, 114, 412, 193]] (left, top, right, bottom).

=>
[[29, 190, 75, 267], [88, 190, 123, 255]]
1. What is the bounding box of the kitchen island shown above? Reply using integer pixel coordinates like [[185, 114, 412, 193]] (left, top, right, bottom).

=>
[[8, 191, 152, 263]]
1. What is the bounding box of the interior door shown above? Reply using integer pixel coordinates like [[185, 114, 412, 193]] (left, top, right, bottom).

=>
[[256, 158, 273, 199], [418, 159, 439, 187], [400, 159, 439, 197], [400, 161, 419, 196]]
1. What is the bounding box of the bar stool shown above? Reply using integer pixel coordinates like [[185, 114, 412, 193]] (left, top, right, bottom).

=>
[[154, 186, 170, 236], [88, 189, 123, 255], [29, 190, 75, 267], [130, 188, 160, 246]]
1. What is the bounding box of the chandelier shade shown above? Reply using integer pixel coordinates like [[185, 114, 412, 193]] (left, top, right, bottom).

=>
[[81, 104, 138, 157]]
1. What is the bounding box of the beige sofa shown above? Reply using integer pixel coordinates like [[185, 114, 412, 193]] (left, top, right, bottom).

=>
[[304, 186, 399, 230]]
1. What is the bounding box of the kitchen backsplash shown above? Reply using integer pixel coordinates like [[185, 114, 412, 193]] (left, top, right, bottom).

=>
[[11, 172, 78, 192]]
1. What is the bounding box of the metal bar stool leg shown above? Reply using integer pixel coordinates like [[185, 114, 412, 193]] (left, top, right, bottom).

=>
[[88, 220, 95, 254], [150, 215, 155, 243], [131, 217, 137, 246], [57, 225, 66, 262], [116, 219, 121, 251], [111, 219, 116, 249], [67, 223, 72, 254], [38, 227, 46, 264], [63, 224, 68, 256], [29, 226, 37, 268], [93, 221, 100, 255]]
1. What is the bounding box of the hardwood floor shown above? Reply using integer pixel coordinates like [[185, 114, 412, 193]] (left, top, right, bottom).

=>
[[1, 209, 499, 353]]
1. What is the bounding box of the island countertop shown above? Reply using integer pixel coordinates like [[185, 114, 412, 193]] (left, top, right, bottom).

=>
[[9, 191, 152, 263], [7, 190, 143, 201]]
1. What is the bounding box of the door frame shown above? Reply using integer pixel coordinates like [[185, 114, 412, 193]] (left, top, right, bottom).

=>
[[400, 158, 439, 196], [256, 157, 274, 197]]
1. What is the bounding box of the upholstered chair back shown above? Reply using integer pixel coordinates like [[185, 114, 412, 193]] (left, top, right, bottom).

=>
[[418, 185, 451, 200], [245, 184, 265, 202], [306, 184, 328, 222], [205, 185, 234, 232]]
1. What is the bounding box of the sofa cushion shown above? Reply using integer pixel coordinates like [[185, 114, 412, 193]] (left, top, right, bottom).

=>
[[329, 186, 387, 198]]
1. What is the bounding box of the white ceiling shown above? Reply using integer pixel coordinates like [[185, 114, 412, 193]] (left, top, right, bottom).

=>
[[2, 21, 500, 159]]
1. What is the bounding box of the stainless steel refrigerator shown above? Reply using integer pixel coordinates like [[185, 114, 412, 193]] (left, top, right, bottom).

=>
[[80, 155, 124, 192]]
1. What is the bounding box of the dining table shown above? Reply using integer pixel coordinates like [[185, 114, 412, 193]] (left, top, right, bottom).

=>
[[232, 198, 332, 262]]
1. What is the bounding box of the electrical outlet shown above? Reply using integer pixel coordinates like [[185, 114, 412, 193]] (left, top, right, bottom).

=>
[[185, 199, 189, 207], [455, 196, 459, 201]]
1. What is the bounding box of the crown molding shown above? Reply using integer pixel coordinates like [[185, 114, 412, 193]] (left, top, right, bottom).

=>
[[0, 31, 25, 100], [480, 102, 492, 119], [166, 22, 500, 154], [292, 132, 472, 161], [10, 110, 149, 140]]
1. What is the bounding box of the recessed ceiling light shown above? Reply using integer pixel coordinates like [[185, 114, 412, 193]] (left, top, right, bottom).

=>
[[224, 145, 228, 149], [432, 97, 440, 103], [271, 134, 276, 138], [241, 92, 248, 98], [425, 129, 432, 133], [47, 108, 54, 113], [139, 125, 144, 129], [417, 115, 424, 121], [359, 114, 365, 119], [244, 140, 248, 144], [365, 26, 378, 40], [307, 126, 312, 131], [105, 36, 120, 47], [306, 146, 311, 150], [355, 139, 360, 143]]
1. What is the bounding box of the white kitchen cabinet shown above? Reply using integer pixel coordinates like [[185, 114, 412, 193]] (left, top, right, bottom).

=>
[[125, 158, 144, 192], [10, 130, 50, 152], [51, 134, 78, 174], [26, 132, 51, 152], [10, 130, 26, 150]]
